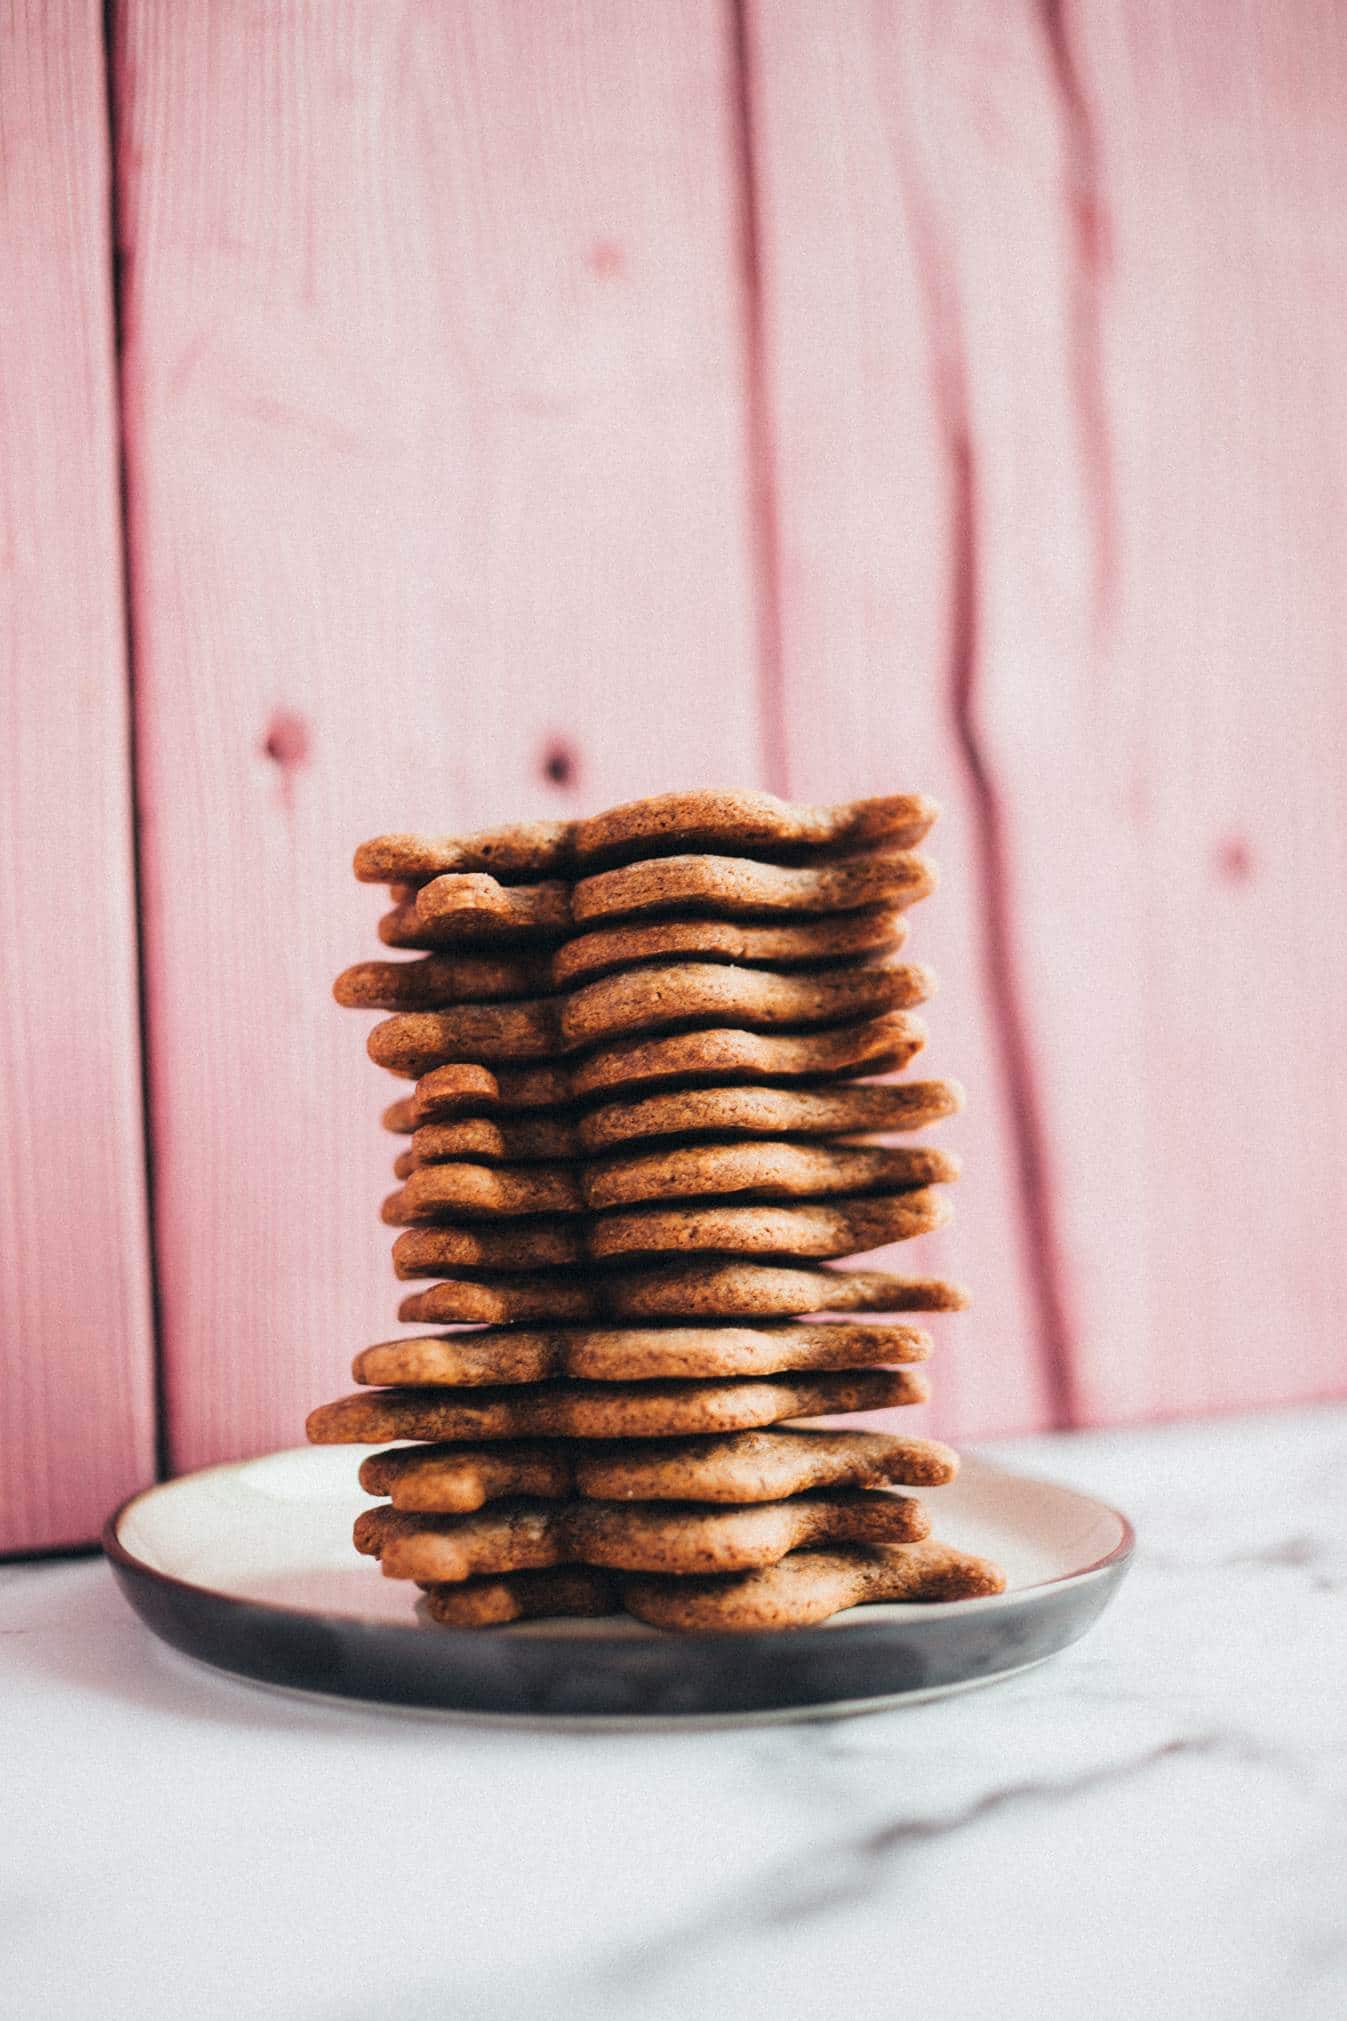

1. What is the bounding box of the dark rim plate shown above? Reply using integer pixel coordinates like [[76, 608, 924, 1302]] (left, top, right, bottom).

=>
[[105, 1445, 1133, 1726]]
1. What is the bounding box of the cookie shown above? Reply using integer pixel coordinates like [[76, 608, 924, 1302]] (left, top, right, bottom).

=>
[[576, 1426, 959, 1503], [571, 789, 938, 866], [420, 1566, 616, 1626], [306, 1366, 925, 1445], [551, 908, 909, 986], [406, 1116, 582, 1165], [576, 1079, 964, 1154], [359, 1441, 575, 1512], [583, 1141, 961, 1209], [381, 1161, 583, 1223], [351, 1319, 931, 1388], [560, 959, 933, 1050], [358, 1426, 956, 1514], [332, 951, 554, 1011], [572, 849, 936, 925], [621, 1540, 1008, 1632], [378, 881, 568, 949], [367, 1001, 561, 1077], [356, 792, 938, 890], [586, 1187, 952, 1261], [412, 873, 572, 938], [568, 1013, 926, 1099], [397, 1275, 599, 1325], [354, 821, 573, 885], [408, 1061, 574, 1123], [358, 1488, 930, 1582], [396, 1261, 968, 1326], [390, 1221, 585, 1274]]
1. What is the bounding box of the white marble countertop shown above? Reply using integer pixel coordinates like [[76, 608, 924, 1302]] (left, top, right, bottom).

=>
[[3, 1404, 1345, 2021]]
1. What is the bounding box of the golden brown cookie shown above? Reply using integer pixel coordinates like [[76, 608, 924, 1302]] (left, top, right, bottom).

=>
[[576, 1079, 964, 1154], [622, 1540, 1007, 1632], [396, 1260, 968, 1326], [397, 1275, 600, 1325], [381, 1161, 583, 1223], [306, 1366, 925, 1446], [583, 1141, 960, 1210], [355, 792, 936, 890], [420, 1566, 616, 1626], [367, 1001, 562, 1077], [354, 821, 573, 885], [333, 951, 553, 1011], [571, 789, 938, 866], [351, 1319, 930, 1389], [576, 1426, 959, 1503], [406, 1062, 575, 1122], [404, 1116, 582, 1164], [560, 959, 932, 1052], [359, 1441, 575, 1512], [378, 882, 569, 950], [390, 1221, 585, 1274], [568, 1013, 926, 1099], [572, 849, 936, 926], [359, 1488, 930, 1582], [587, 1187, 952, 1261], [551, 908, 909, 986]]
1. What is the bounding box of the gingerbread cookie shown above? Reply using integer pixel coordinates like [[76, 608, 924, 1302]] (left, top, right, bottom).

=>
[[333, 951, 552, 1011], [551, 907, 909, 986], [586, 1187, 952, 1261], [621, 1540, 1007, 1632], [405, 1061, 575, 1123], [351, 1319, 930, 1389], [356, 792, 938, 890], [576, 1079, 963, 1154], [406, 1116, 582, 1165], [381, 1161, 583, 1223], [390, 1221, 585, 1274], [560, 958, 932, 1051], [576, 1426, 959, 1503], [360, 1441, 575, 1512], [359, 1488, 930, 1582], [354, 821, 572, 885], [572, 849, 935, 925], [583, 1141, 960, 1209], [367, 1001, 562, 1077], [396, 1260, 968, 1326], [568, 1013, 927, 1099], [420, 1566, 616, 1627], [306, 1366, 925, 1445], [571, 789, 938, 866]]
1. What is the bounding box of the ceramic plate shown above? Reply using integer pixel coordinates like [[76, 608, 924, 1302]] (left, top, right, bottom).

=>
[[105, 1444, 1132, 1724]]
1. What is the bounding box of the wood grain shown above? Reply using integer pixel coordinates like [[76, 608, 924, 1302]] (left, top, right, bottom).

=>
[[740, 1, 1052, 1439], [0, 0, 156, 1548], [746, 0, 1347, 1427], [113, 0, 766, 1468], [976, 0, 1347, 1422]]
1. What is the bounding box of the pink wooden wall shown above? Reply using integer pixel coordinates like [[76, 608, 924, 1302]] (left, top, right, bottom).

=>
[[4, 0, 1346, 1549]]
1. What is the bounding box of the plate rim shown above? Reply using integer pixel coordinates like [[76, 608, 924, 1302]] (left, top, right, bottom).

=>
[[103, 1444, 1136, 1652]]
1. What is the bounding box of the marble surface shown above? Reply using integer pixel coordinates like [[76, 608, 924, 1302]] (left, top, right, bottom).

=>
[[3, 1405, 1345, 2021]]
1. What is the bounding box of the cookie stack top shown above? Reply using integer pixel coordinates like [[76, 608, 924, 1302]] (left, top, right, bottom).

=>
[[309, 789, 1003, 1631]]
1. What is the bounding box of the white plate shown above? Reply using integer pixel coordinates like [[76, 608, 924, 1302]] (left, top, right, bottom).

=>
[[107, 1445, 1133, 1723]]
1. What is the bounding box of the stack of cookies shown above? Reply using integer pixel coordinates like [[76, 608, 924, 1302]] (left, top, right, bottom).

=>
[[307, 790, 1004, 1631]]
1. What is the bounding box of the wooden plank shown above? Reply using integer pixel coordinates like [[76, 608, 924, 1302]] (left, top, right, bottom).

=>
[[113, 0, 765, 1469], [748, 0, 1347, 1428], [741, 1, 1053, 1440], [0, 0, 156, 1547], [975, 0, 1347, 1423]]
